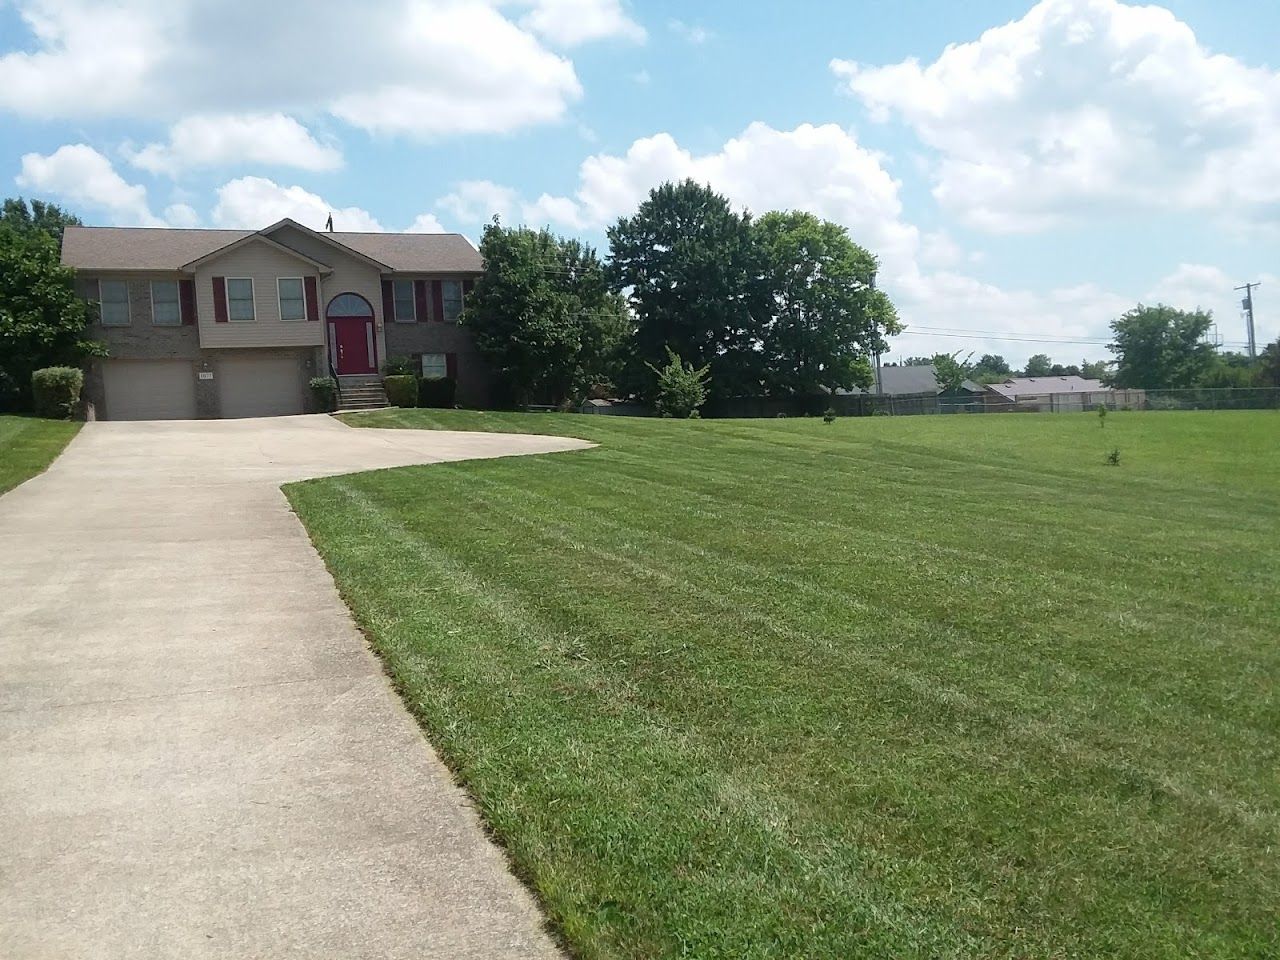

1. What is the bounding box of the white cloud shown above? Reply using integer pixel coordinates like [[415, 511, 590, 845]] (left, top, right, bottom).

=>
[[438, 180, 523, 223], [406, 212, 447, 233], [212, 177, 384, 232], [16, 144, 162, 225], [125, 114, 342, 176], [833, 0, 1280, 231], [668, 19, 711, 44], [163, 203, 200, 228], [517, 0, 645, 46], [1145, 264, 1278, 349], [0, 1, 584, 139]]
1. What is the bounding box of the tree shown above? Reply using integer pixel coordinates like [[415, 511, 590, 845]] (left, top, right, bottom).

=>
[[931, 352, 972, 392], [465, 219, 627, 406], [608, 180, 768, 400], [0, 225, 102, 410], [1258, 339, 1280, 389], [754, 210, 899, 396], [1107, 304, 1215, 390], [970, 353, 1011, 383], [1197, 351, 1258, 388], [1, 197, 81, 243], [648, 347, 710, 418], [1023, 353, 1053, 377], [1048, 363, 1082, 377], [1080, 358, 1109, 380]]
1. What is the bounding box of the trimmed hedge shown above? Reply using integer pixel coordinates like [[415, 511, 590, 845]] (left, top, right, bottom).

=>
[[31, 366, 83, 420], [384, 375, 418, 408], [419, 376, 457, 409]]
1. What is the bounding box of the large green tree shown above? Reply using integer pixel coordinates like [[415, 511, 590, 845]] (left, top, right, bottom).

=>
[[464, 219, 627, 406], [0, 208, 101, 411], [754, 210, 899, 395], [1023, 353, 1053, 377], [608, 180, 768, 399], [1, 197, 82, 242], [1107, 304, 1215, 390], [1258, 339, 1280, 389]]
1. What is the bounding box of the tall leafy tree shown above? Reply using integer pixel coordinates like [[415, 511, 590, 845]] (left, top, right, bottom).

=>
[[754, 210, 899, 395], [1258, 339, 1280, 389], [465, 219, 627, 406], [1080, 358, 1110, 380], [930, 352, 972, 392], [0, 224, 102, 410], [608, 180, 768, 399], [1107, 304, 1215, 389], [1, 197, 82, 243], [1023, 353, 1053, 377], [970, 353, 1011, 382]]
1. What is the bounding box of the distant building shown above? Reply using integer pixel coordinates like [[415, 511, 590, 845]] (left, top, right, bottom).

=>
[[986, 376, 1143, 411]]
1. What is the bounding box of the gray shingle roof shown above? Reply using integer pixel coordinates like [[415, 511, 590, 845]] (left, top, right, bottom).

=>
[[988, 376, 1107, 398], [61, 225, 481, 273]]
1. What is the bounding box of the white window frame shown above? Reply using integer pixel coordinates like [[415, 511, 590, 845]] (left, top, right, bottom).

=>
[[226, 277, 256, 322], [393, 279, 416, 323], [99, 279, 131, 326], [421, 353, 448, 380], [277, 277, 306, 322], [150, 279, 181, 326], [441, 280, 463, 323]]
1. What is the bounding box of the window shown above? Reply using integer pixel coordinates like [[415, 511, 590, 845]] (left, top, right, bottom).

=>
[[99, 280, 130, 326], [151, 280, 180, 325], [421, 353, 448, 380], [277, 277, 306, 321], [393, 279, 416, 322], [441, 280, 463, 322], [227, 278, 255, 321]]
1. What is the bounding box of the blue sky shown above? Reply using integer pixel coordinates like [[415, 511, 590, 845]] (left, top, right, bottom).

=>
[[2, 0, 1276, 365]]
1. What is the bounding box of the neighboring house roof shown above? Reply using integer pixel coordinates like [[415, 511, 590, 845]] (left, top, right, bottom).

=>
[[61, 222, 482, 273], [988, 376, 1108, 399]]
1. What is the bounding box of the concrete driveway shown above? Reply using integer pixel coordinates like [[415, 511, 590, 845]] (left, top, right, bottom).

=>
[[0, 415, 589, 959]]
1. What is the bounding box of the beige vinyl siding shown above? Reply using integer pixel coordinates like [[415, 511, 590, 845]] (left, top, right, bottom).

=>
[[194, 239, 324, 348], [268, 225, 387, 365]]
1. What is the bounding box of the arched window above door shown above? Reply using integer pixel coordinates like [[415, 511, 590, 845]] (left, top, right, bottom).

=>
[[326, 293, 373, 318]]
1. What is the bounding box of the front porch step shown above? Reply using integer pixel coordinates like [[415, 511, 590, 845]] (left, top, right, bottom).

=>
[[335, 373, 390, 412]]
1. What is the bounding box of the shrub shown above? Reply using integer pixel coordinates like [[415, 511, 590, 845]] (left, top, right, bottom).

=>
[[823, 407, 837, 424], [384, 375, 418, 408], [309, 376, 337, 412], [647, 347, 710, 419], [1096, 403, 1107, 427], [1106, 448, 1121, 466], [31, 366, 83, 420], [419, 376, 457, 409], [382, 356, 417, 377]]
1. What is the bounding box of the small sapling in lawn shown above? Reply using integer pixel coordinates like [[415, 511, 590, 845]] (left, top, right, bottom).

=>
[[1106, 448, 1121, 466]]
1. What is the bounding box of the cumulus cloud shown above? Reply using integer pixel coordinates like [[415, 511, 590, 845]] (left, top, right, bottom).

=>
[[517, 0, 645, 46], [16, 144, 163, 226], [668, 19, 711, 45], [212, 177, 384, 231], [125, 114, 343, 176], [0, 0, 583, 139], [833, 0, 1280, 231], [405, 212, 448, 233], [438, 180, 523, 223]]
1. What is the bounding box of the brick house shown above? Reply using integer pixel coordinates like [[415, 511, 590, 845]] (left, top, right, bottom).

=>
[[60, 218, 492, 419]]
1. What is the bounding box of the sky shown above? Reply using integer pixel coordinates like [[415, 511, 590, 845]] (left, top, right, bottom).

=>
[[1, 0, 1277, 366]]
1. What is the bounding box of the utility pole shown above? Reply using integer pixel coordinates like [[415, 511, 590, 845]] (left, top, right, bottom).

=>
[[1235, 281, 1260, 359]]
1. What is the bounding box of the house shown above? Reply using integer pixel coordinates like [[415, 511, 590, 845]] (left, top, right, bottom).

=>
[[984, 375, 1142, 411], [60, 218, 489, 420]]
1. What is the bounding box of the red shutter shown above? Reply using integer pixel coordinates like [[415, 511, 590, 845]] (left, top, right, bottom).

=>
[[212, 277, 228, 323], [179, 278, 196, 325], [304, 276, 320, 321], [432, 280, 444, 324], [413, 279, 428, 322], [446, 352, 458, 380], [381, 279, 395, 322]]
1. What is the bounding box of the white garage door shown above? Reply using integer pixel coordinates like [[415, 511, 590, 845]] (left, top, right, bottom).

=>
[[102, 360, 197, 421], [218, 356, 304, 418]]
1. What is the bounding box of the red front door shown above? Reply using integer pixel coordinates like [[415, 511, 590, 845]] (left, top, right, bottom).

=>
[[330, 316, 376, 374]]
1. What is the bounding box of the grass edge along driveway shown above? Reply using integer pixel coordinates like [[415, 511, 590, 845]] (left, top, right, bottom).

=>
[[287, 409, 1279, 960], [0, 415, 81, 495]]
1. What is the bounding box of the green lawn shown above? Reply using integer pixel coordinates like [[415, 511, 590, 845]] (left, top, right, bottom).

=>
[[286, 409, 1279, 959], [0, 415, 81, 495]]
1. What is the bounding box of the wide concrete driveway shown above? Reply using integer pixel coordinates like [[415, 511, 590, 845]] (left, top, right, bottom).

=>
[[1, 415, 589, 959]]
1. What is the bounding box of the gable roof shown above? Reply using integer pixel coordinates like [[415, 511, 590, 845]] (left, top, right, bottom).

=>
[[181, 231, 334, 272], [61, 224, 482, 273]]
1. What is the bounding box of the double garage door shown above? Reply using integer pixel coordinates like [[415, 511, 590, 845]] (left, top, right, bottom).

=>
[[100, 357, 304, 420]]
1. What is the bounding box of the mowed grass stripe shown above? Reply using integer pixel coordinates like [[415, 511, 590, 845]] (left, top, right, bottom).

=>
[[0, 415, 81, 495], [291, 410, 1279, 959]]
